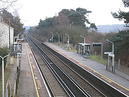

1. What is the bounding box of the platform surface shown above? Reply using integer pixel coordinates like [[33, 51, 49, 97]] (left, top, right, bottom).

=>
[[45, 42, 129, 96], [17, 43, 37, 97], [17, 42, 50, 97]]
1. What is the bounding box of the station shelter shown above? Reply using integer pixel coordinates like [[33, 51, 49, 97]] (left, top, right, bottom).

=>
[[77, 43, 91, 56], [77, 42, 103, 57]]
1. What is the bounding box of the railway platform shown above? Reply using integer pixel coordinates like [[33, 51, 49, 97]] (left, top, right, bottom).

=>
[[45, 42, 129, 96], [16, 42, 49, 97]]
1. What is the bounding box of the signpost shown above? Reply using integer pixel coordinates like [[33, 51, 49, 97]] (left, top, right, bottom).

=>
[[105, 39, 115, 73], [104, 52, 115, 73]]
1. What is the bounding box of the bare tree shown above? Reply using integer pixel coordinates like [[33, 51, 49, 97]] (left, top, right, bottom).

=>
[[0, 0, 17, 11]]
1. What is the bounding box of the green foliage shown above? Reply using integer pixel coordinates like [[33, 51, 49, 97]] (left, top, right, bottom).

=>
[[76, 8, 92, 15], [38, 18, 54, 28], [109, 30, 129, 66], [123, 0, 129, 7], [0, 47, 9, 66], [59, 9, 70, 16], [12, 16, 24, 36], [37, 7, 96, 29], [89, 55, 107, 65], [112, 11, 129, 24], [0, 48, 9, 57], [112, 0, 129, 24], [59, 8, 91, 27], [111, 0, 129, 66], [111, 30, 129, 55], [68, 25, 87, 45], [32, 7, 96, 45], [90, 23, 97, 31]]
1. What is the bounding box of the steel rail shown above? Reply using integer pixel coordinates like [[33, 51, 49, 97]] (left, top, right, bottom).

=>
[[27, 35, 128, 97], [41, 43, 106, 97], [43, 42, 128, 97], [28, 36, 91, 97], [26, 35, 54, 97]]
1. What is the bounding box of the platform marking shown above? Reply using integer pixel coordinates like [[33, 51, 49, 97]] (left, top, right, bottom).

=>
[[72, 56, 129, 92], [32, 64, 36, 69], [46, 43, 129, 93], [72, 56, 129, 91], [26, 44, 40, 97], [36, 80, 41, 90], [29, 45, 53, 97], [27, 42, 53, 97]]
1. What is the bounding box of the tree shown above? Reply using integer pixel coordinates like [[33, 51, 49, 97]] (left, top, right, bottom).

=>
[[59, 8, 92, 27], [112, 0, 129, 25], [111, 31, 129, 66], [32, 8, 97, 45], [90, 23, 97, 31], [111, 0, 129, 66], [38, 18, 54, 28]]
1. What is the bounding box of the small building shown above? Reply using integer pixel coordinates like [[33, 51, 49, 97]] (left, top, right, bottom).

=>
[[0, 16, 14, 48], [77, 42, 103, 57], [77, 43, 91, 55]]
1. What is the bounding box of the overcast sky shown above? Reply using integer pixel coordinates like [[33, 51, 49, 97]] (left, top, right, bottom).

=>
[[14, 0, 126, 26]]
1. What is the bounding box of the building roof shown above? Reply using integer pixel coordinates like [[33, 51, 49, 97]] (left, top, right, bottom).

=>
[[0, 15, 14, 29], [78, 42, 103, 46], [78, 43, 91, 46]]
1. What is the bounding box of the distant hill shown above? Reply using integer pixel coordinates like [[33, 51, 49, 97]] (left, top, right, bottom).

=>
[[24, 26, 30, 30], [97, 24, 129, 33], [24, 24, 129, 33]]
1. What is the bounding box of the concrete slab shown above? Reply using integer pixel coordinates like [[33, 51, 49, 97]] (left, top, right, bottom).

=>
[[17, 43, 37, 97]]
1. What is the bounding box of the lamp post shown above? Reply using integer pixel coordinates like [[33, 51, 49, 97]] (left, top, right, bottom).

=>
[[17, 52, 22, 68], [16, 36, 22, 68], [106, 39, 115, 73], [101, 43, 103, 58], [80, 35, 85, 44], [9, 19, 11, 50], [0, 54, 10, 97]]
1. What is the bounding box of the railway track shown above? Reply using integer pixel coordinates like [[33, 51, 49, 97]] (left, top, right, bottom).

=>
[[27, 35, 106, 97], [41, 44, 106, 97], [27, 35, 127, 97], [27, 36, 68, 97], [27, 36, 91, 97]]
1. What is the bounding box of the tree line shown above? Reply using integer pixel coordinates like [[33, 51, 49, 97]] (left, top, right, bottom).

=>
[[29, 8, 97, 45], [29, 1, 129, 67]]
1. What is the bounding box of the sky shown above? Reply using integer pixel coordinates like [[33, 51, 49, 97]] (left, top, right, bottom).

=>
[[14, 0, 126, 26]]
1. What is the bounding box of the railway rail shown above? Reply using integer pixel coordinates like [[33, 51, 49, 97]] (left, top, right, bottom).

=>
[[27, 35, 128, 97], [27, 35, 91, 97], [41, 44, 106, 97], [27, 36, 68, 97]]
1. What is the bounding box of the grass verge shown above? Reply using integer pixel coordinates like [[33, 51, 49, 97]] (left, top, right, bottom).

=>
[[89, 55, 107, 65], [54, 42, 77, 52]]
